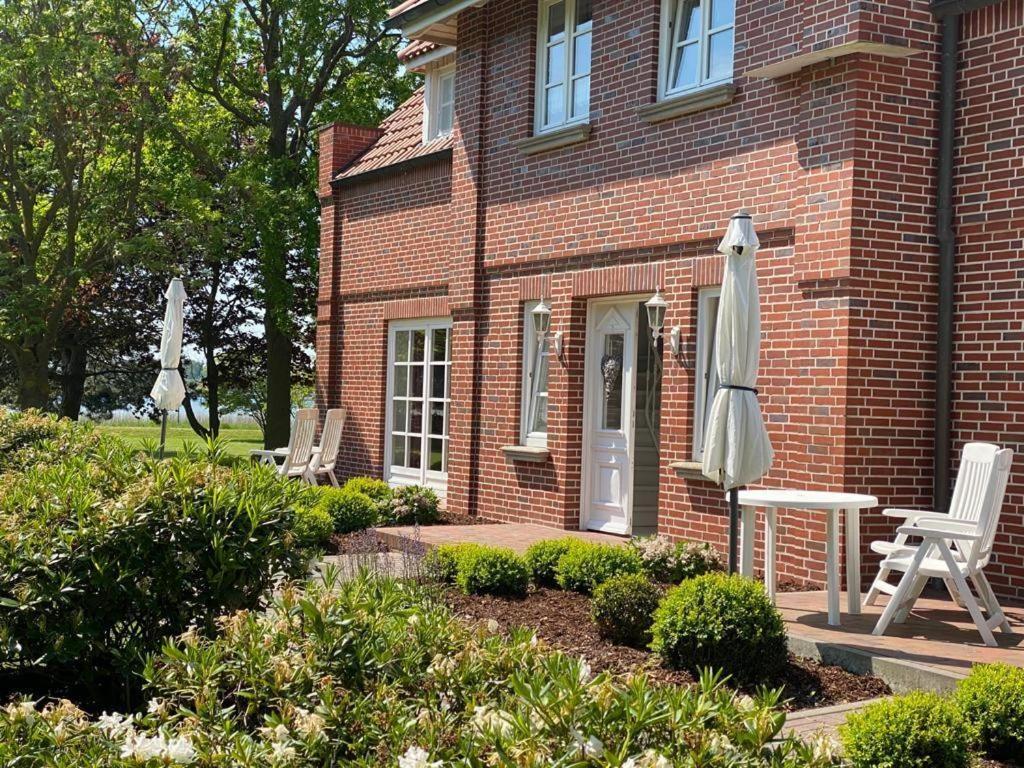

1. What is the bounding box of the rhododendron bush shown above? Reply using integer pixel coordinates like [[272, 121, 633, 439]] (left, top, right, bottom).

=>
[[0, 573, 839, 767]]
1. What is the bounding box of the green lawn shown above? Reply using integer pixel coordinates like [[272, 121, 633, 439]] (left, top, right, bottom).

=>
[[97, 421, 264, 458]]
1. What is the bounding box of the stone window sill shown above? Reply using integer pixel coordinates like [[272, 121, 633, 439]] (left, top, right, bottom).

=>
[[669, 460, 710, 480], [638, 83, 737, 124], [514, 123, 591, 156], [502, 445, 551, 463]]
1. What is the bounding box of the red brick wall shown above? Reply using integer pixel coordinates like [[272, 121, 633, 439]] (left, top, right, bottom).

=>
[[317, 0, 1022, 596], [951, 0, 1024, 599]]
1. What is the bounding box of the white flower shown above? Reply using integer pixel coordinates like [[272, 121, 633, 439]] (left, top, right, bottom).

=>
[[485, 618, 500, 634], [120, 731, 195, 764], [569, 729, 604, 758], [623, 750, 671, 768], [808, 732, 837, 763], [164, 735, 197, 764], [270, 740, 297, 765], [5, 700, 36, 723], [735, 694, 757, 712], [398, 745, 442, 768], [470, 706, 513, 739], [97, 712, 133, 738], [293, 708, 325, 739], [578, 660, 592, 683], [408, 614, 421, 627]]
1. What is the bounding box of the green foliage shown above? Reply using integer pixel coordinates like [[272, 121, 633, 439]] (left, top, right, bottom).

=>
[[455, 546, 530, 597], [0, 574, 842, 767], [841, 692, 973, 768], [316, 487, 379, 533], [0, 411, 314, 698], [343, 476, 394, 504], [591, 573, 661, 647], [555, 542, 643, 594], [629, 535, 723, 583], [524, 538, 582, 587], [651, 573, 788, 685], [952, 662, 1024, 759], [422, 543, 483, 584], [382, 484, 441, 525], [291, 503, 334, 547]]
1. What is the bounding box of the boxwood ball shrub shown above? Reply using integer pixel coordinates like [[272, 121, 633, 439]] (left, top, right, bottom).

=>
[[650, 573, 787, 685], [422, 542, 484, 584], [840, 691, 972, 768], [291, 502, 334, 547], [591, 572, 661, 647], [555, 542, 643, 593], [455, 546, 529, 597], [952, 662, 1024, 759], [0, 573, 842, 768], [342, 476, 393, 506], [317, 486, 379, 533], [524, 538, 581, 586]]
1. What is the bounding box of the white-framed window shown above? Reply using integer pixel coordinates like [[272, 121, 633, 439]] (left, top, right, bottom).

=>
[[519, 301, 550, 447], [659, 0, 735, 101], [535, 0, 592, 134], [385, 318, 452, 491], [423, 64, 455, 143], [692, 287, 721, 460]]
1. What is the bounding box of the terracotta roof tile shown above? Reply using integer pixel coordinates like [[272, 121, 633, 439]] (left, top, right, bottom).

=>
[[334, 89, 453, 182], [398, 39, 441, 63], [388, 0, 430, 20]]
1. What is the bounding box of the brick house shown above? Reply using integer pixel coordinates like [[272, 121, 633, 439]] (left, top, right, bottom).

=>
[[316, 0, 1024, 598]]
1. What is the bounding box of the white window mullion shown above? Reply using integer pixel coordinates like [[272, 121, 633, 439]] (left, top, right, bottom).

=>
[[660, 0, 734, 101]]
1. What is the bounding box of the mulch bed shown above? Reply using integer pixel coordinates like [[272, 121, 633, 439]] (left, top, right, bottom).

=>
[[443, 587, 890, 712]]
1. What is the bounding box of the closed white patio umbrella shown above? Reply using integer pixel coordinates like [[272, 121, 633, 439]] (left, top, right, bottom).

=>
[[702, 211, 774, 572], [150, 278, 187, 458]]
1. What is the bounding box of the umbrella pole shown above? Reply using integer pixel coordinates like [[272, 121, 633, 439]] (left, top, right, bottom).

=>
[[159, 410, 168, 459], [728, 487, 739, 574]]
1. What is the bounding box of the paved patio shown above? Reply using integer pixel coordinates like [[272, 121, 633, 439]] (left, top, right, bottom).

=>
[[776, 589, 1024, 690], [374, 523, 626, 552]]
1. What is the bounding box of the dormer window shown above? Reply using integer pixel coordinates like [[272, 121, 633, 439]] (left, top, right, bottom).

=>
[[535, 0, 592, 134], [659, 0, 734, 101], [424, 64, 455, 142]]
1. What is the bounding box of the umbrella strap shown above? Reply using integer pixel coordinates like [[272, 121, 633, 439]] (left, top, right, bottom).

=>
[[161, 367, 178, 371], [720, 384, 758, 395]]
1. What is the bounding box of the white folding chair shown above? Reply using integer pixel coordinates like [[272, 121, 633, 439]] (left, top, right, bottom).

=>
[[868, 442, 1014, 646], [276, 408, 319, 483], [305, 408, 346, 486]]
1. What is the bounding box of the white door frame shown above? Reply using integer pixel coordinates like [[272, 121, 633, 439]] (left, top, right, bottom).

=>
[[580, 295, 647, 534]]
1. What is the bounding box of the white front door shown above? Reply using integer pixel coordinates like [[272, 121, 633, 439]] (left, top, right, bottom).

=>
[[582, 300, 638, 534]]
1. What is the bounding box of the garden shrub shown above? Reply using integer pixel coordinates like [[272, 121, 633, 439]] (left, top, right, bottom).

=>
[[382, 483, 441, 525], [650, 573, 787, 685], [840, 691, 972, 768], [343, 476, 393, 505], [0, 573, 841, 768], [952, 662, 1024, 759], [455, 546, 530, 597], [591, 572, 661, 647], [291, 502, 334, 547], [555, 542, 643, 593], [630, 535, 723, 583], [422, 542, 484, 584], [0, 444, 312, 701], [524, 538, 582, 586], [316, 486, 379, 533]]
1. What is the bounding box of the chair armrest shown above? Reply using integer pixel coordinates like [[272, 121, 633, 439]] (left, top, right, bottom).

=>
[[882, 508, 947, 522], [897, 521, 982, 540]]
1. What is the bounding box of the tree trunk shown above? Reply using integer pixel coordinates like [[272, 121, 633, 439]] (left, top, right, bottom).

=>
[[15, 345, 51, 411], [177, 363, 211, 441], [60, 343, 87, 420], [264, 306, 292, 449]]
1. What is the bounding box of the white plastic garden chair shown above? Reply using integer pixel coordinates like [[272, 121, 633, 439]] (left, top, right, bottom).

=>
[[305, 408, 346, 486], [251, 408, 319, 482], [867, 442, 1014, 647]]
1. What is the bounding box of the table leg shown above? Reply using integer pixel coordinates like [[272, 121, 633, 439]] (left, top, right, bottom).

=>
[[764, 507, 777, 602], [826, 508, 841, 626], [846, 507, 861, 615], [741, 505, 756, 578]]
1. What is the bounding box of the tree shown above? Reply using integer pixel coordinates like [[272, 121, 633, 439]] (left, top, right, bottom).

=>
[[0, 0, 156, 409], [164, 0, 413, 447]]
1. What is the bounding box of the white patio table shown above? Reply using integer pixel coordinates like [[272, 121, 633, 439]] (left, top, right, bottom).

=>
[[737, 490, 878, 626]]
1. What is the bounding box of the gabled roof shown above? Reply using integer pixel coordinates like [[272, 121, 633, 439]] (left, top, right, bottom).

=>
[[334, 89, 453, 184], [398, 39, 441, 64], [389, 0, 431, 20]]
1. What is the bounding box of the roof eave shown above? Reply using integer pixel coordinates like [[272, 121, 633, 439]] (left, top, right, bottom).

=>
[[388, 0, 487, 35], [330, 147, 453, 189]]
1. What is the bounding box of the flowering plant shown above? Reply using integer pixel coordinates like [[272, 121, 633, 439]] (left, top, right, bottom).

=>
[[629, 535, 723, 583]]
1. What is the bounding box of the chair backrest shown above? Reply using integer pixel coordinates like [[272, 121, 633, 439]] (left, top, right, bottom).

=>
[[280, 408, 318, 476], [316, 408, 347, 470], [947, 442, 1013, 568]]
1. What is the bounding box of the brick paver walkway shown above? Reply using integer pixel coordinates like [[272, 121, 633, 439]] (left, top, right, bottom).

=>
[[374, 523, 626, 553], [784, 698, 886, 744]]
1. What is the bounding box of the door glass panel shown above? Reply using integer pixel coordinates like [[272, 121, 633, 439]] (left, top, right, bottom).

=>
[[393, 400, 407, 432], [409, 439, 421, 469], [430, 403, 445, 435], [601, 333, 624, 431], [412, 330, 426, 361], [432, 328, 448, 361], [410, 365, 424, 397], [431, 365, 446, 399], [395, 331, 410, 362], [392, 435, 406, 467], [429, 438, 444, 472], [409, 401, 423, 434], [394, 366, 408, 397]]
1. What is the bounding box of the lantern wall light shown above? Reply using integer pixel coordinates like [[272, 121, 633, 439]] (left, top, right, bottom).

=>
[[645, 289, 667, 341], [531, 299, 563, 357]]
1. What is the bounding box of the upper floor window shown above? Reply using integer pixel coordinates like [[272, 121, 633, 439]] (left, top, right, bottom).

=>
[[535, 0, 592, 134], [424, 64, 455, 142], [659, 0, 734, 101]]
